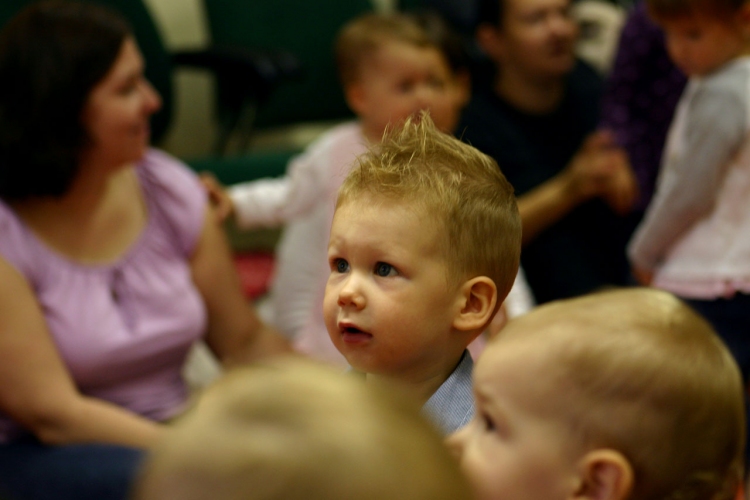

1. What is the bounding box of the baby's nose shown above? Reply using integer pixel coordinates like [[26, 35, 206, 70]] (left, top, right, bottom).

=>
[[337, 275, 365, 309], [445, 427, 466, 460]]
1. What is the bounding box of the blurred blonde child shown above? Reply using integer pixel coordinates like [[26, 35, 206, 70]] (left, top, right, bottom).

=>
[[133, 358, 473, 500], [449, 288, 745, 500], [324, 114, 521, 434]]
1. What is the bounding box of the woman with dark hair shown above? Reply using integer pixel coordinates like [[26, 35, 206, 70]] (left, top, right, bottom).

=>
[[0, 2, 290, 499]]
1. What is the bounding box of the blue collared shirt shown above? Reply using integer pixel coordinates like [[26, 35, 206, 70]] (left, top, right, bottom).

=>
[[422, 350, 475, 435]]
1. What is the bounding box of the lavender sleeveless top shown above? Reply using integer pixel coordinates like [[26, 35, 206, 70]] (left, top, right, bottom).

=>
[[0, 149, 208, 442]]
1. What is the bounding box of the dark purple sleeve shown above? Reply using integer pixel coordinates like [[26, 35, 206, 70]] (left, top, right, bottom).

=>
[[598, 3, 687, 208]]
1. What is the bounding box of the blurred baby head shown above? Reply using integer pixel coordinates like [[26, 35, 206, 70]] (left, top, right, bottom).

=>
[[646, 0, 750, 77], [449, 287, 745, 500], [134, 357, 473, 500], [335, 12, 466, 140]]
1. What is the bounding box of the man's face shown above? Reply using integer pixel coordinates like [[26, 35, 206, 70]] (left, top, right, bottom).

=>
[[481, 0, 578, 81]]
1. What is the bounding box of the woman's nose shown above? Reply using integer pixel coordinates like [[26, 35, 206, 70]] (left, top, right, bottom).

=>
[[140, 79, 162, 115]]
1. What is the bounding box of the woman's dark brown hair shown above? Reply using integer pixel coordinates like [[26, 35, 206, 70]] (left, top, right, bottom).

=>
[[0, 0, 130, 200]]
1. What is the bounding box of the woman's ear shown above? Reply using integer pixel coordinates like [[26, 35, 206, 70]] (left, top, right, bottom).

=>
[[571, 449, 633, 500], [452, 276, 497, 332]]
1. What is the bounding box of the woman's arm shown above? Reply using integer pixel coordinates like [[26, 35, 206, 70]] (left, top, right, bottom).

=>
[[0, 256, 163, 448], [191, 204, 292, 368]]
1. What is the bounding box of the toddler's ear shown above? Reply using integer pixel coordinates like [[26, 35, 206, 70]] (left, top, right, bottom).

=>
[[571, 450, 633, 500], [344, 83, 367, 116], [452, 277, 497, 332]]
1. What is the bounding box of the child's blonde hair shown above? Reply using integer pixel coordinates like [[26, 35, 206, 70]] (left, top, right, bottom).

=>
[[646, 0, 748, 20], [498, 288, 745, 500], [337, 113, 521, 302], [133, 358, 473, 500], [335, 12, 433, 86]]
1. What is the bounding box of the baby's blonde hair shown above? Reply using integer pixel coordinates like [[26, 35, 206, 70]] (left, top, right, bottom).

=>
[[133, 358, 473, 500], [335, 12, 433, 86], [337, 113, 521, 302], [498, 288, 745, 500]]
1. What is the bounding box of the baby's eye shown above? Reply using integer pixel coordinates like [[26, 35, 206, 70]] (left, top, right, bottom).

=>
[[398, 80, 415, 93], [428, 77, 446, 90], [482, 413, 496, 432], [332, 258, 349, 273], [374, 262, 397, 277]]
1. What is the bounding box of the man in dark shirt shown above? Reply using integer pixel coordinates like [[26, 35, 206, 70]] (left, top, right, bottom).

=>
[[460, 0, 637, 303]]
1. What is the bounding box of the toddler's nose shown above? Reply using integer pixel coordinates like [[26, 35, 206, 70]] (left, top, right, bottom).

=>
[[337, 275, 365, 309]]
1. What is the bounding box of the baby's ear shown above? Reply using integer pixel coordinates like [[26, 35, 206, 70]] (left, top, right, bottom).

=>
[[452, 276, 497, 332], [572, 450, 633, 500], [343, 82, 367, 116]]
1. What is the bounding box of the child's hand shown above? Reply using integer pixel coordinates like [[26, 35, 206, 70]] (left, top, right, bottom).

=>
[[602, 151, 639, 215], [200, 173, 234, 222]]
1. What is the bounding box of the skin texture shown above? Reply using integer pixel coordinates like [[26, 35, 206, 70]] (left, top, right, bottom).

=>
[[324, 198, 469, 400]]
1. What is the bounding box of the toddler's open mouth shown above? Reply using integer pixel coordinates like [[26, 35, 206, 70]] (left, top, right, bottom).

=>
[[339, 323, 373, 343]]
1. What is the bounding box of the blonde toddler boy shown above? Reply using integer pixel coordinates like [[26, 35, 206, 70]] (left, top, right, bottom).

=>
[[449, 288, 745, 500], [324, 113, 522, 434]]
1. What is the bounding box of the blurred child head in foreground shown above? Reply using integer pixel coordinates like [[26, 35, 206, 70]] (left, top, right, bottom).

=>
[[134, 358, 473, 500]]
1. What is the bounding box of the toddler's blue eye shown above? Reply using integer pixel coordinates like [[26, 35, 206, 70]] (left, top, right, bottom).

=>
[[375, 262, 395, 277], [334, 259, 349, 273]]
